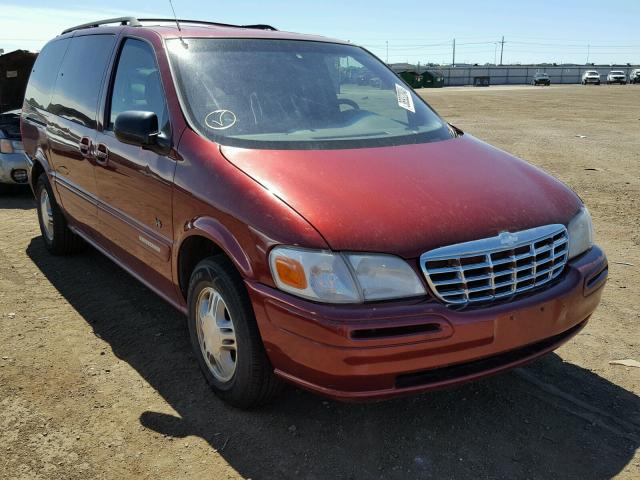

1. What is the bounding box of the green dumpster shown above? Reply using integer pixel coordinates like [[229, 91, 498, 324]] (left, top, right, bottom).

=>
[[420, 70, 444, 88], [398, 70, 423, 88]]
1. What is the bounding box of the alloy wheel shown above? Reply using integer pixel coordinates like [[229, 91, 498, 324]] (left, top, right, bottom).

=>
[[195, 286, 238, 382]]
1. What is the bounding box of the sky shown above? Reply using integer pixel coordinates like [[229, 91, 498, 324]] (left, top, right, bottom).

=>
[[1, 0, 639, 65]]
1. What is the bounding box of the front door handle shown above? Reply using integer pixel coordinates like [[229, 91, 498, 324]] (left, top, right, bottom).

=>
[[79, 136, 91, 156], [95, 143, 109, 166]]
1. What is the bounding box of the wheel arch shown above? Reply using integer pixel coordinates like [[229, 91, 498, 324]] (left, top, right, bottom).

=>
[[175, 217, 254, 303], [29, 147, 50, 191]]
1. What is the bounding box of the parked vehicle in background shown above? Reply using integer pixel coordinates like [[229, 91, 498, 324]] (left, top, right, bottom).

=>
[[630, 69, 640, 84], [581, 70, 600, 85], [531, 72, 550, 86], [0, 109, 28, 187], [21, 17, 608, 409], [606, 70, 627, 84], [0, 50, 38, 113]]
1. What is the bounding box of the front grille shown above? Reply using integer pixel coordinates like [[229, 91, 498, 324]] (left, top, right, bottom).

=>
[[420, 224, 569, 305]]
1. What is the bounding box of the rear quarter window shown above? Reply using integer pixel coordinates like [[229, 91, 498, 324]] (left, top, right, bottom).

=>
[[49, 34, 116, 129], [24, 39, 70, 111]]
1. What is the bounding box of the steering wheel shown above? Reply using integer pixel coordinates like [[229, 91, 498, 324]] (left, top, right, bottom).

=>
[[338, 98, 360, 110]]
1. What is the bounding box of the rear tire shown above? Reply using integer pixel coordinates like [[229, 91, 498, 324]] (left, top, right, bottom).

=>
[[187, 255, 283, 408], [35, 174, 84, 255]]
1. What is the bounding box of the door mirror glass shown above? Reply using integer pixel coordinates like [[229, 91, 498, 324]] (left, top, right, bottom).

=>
[[114, 110, 159, 147]]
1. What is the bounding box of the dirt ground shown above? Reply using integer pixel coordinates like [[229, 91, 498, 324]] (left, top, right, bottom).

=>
[[1, 84, 638, 479]]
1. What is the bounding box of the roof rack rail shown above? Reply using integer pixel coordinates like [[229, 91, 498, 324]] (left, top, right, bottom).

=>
[[137, 18, 277, 31], [61, 16, 141, 35]]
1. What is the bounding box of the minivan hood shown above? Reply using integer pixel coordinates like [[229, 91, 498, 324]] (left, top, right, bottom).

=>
[[220, 135, 581, 258]]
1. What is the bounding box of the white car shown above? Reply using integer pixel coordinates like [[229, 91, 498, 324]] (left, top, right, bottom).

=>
[[607, 70, 627, 85], [581, 70, 600, 85], [630, 69, 640, 84]]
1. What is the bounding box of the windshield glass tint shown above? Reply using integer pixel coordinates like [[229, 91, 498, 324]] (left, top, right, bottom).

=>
[[166, 38, 452, 149]]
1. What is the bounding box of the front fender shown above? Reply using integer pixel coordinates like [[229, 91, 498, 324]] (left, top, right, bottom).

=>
[[183, 216, 254, 278]]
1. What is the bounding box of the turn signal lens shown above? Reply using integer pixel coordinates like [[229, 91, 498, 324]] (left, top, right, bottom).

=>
[[274, 256, 307, 289], [0, 139, 13, 154], [269, 247, 360, 303]]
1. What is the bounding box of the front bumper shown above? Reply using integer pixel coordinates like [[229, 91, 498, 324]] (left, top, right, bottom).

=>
[[0, 151, 29, 185], [247, 246, 607, 401], [584, 78, 600, 83]]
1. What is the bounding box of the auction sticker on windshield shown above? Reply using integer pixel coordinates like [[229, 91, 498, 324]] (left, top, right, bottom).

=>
[[395, 83, 415, 113]]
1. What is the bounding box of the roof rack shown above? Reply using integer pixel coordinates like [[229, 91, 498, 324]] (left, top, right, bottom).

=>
[[61, 16, 141, 35], [61, 17, 277, 35], [137, 18, 277, 31]]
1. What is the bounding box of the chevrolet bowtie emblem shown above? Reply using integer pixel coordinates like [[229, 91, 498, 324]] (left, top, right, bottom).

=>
[[498, 231, 519, 246]]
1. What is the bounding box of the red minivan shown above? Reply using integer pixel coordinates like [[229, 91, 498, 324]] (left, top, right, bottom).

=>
[[21, 17, 608, 408]]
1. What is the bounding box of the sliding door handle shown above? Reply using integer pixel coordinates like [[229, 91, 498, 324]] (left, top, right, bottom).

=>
[[79, 136, 91, 156], [95, 143, 109, 166]]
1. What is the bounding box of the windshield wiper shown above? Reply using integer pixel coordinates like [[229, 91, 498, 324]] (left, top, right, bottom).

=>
[[310, 131, 390, 140]]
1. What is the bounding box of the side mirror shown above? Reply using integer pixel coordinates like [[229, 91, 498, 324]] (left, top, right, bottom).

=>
[[114, 111, 166, 150]]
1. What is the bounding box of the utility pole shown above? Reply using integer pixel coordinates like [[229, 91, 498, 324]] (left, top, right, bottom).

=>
[[386, 41, 389, 63], [452, 38, 456, 67], [586, 43, 590, 64], [499, 36, 505, 65]]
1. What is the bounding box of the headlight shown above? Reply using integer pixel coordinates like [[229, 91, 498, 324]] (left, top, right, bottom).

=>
[[269, 246, 426, 303], [0, 139, 13, 154], [0, 140, 22, 153], [567, 207, 594, 259]]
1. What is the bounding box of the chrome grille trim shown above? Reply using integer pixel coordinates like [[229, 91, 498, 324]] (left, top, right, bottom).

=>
[[420, 224, 569, 305]]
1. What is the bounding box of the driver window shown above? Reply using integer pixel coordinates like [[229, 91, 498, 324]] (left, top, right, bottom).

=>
[[108, 38, 169, 132]]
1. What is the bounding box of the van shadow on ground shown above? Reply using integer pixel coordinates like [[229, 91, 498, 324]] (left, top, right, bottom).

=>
[[0, 186, 33, 209], [27, 238, 639, 480]]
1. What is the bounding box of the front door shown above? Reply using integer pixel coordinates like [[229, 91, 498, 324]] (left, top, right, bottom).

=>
[[94, 37, 176, 299]]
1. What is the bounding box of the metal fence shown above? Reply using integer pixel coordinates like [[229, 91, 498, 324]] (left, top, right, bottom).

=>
[[439, 65, 639, 86]]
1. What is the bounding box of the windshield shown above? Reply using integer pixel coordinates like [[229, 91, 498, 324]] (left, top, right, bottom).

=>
[[586, 71, 599, 75], [611, 71, 624, 75], [166, 38, 453, 150]]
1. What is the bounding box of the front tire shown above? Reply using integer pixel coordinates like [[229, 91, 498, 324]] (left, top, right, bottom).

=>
[[35, 174, 83, 255], [187, 256, 283, 408]]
